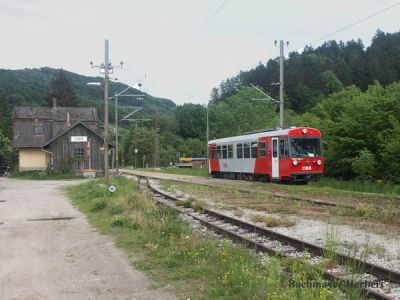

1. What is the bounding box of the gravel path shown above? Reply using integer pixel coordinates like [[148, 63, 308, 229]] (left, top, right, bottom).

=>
[[0, 177, 174, 300]]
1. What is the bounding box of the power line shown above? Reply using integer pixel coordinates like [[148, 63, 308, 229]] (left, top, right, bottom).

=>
[[306, 1, 400, 48], [149, 0, 230, 87]]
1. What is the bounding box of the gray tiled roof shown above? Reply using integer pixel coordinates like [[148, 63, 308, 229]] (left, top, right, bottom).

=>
[[13, 106, 100, 148], [14, 107, 98, 122]]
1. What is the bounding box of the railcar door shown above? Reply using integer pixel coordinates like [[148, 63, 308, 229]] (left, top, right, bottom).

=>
[[272, 138, 279, 179]]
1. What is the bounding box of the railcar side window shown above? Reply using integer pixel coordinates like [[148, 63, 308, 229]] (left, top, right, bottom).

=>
[[222, 145, 227, 159], [237, 143, 243, 159], [279, 139, 289, 157], [228, 144, 233, 159], [251, 141, 258, 158], [244, 142, 250, 158], [217, 145, 221, 159], [272, 140, 278, 158], [259, 141, 266, 157], [211, 146, 215, 159]]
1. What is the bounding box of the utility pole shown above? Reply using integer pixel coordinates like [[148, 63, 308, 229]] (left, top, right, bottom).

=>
[[111, 84, 143, 174], [90, 39, 123, 183], [134, 122, 138, 168], [153, 111, 160, 168], [119, 107, 151, 170], [104, 40, 110, 182], [154, 125, 160, 168], [206, 103, 209, 178], [114, 92, 119, 173], [279, 40, 284, 128], [275, 40, 289, 128], [121, 140, 125, 167]]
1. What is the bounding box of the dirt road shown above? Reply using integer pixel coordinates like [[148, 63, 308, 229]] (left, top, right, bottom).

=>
[[0, 178, 174, 300]]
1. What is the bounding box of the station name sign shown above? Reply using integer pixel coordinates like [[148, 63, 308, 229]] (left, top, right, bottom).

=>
[[71, 136, 88, 142]]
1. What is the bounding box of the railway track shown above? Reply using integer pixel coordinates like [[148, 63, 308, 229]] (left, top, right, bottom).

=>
[[121, 169, 355, 209], [133, 174, 400, 300]]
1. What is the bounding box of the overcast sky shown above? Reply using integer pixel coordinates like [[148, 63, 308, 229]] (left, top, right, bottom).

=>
[[1, 0, 399, 105]]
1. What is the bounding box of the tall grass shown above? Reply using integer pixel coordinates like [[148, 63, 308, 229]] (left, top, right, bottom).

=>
[[66, 177, 359, 299], [310, 177, 400, 196]]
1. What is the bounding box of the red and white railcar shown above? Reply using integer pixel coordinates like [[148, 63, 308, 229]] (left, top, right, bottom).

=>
[[208, 127, 323, 183]]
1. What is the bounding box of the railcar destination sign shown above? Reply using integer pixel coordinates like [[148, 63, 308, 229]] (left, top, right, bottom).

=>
[[71, 136, 88, 142]]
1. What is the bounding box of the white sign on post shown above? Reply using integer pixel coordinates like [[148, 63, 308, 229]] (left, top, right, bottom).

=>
[[71, 136, 88, 142]]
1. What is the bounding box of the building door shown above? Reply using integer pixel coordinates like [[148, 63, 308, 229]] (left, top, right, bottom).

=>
[[272, 138, 279, 179], [73, 147, 86, 173]]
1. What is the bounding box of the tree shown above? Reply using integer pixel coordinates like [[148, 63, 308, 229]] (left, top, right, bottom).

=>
[[43, 70, 79, 107], [0, 130, 14, 168], [178, 138, 205, 157], [317, 70, 344, 95], [352, 150, 376, 180], [0, 89, 13, 138], [210, 87, 220, 105], [174, 103, 206, 140]]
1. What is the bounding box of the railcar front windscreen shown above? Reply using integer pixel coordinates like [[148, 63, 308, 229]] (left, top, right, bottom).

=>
[[289, 138, 322, 158]]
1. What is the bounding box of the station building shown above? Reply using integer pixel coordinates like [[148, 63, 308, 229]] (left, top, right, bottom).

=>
[[13, 100, 109, 176]]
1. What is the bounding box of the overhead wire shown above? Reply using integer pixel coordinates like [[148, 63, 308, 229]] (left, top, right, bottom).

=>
[[305, 1, 400, 48], [148, 0, 230, 88]]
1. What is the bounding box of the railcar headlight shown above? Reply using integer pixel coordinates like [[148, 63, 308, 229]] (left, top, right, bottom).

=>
[[302, 128, 308, 134], [293, 160, 298, 166], [317, 159, 322, 166]]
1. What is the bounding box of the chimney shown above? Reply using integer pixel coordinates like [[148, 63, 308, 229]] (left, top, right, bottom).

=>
[[66, 112, 70, 127], [52, 98, 57, 110]]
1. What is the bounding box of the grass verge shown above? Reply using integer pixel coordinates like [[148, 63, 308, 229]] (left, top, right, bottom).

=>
[[143, 167, 208, 177], [309, 177, 400, 196], [12, 170, 82, 180], [66, 176, 352, 299]]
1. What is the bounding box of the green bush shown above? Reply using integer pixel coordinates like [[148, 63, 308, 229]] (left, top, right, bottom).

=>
[[90, 199, 107, 211], [351, 149, 376, 180]]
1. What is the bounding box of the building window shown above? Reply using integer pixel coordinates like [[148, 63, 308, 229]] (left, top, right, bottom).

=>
[[74, 148, 85, 160], [243, 142, 250, 158], [237, 143, 243, 159], [251, 141, 258, 158], [228, 144, 233, 159], [259, 141, 266, 157], [34, 126, 44, 136], [280, 139, 289, 157]]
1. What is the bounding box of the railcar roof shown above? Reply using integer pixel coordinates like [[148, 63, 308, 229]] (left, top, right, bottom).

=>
[[208, 127, 319, 144]]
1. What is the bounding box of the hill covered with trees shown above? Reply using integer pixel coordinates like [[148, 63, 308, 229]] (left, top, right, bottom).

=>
[[210, 30, 400, 113], [0, 67, 175, 137]]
